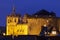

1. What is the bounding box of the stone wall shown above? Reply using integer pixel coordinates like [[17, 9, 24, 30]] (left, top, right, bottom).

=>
[[27, 17, 56, 35], [57, 17, 60, 32]]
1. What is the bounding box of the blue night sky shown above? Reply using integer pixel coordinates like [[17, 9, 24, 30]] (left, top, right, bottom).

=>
[[0, 0, 60, 26]]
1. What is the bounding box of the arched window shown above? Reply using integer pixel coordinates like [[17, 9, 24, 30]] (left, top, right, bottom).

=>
[[14, 19, 16, 22], [8, 19, 12, 23], [17, 30, 19, 32]]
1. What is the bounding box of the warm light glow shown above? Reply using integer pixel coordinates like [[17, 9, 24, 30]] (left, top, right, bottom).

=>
[[44, 24, 47, 27], [45, 32, 47, 34], [3, 33, 5, 36], [52, 31, 57, 34], [47, 20, 49, 23]]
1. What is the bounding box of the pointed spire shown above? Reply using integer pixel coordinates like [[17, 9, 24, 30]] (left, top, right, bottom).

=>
[[10, 5, 16, 16], [12, 0, 15, 12], [12, 5, 15, 13]]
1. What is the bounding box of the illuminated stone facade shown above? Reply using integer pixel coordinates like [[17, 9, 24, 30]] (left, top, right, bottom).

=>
[[6, 7, 59, 36], [6, 16, 28, 35], [57, 17, 60, 32], [27, 18, 57, 35], [6, 7, 28, 35]]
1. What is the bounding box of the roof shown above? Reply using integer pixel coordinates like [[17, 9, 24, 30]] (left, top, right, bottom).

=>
[[8, 13, 21, 17]]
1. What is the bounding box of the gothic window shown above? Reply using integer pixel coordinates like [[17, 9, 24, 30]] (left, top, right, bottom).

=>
[[14, 19, 16, 22], [17, 30, 19, 32], [8, 19, 12, 23], [20, 29, 24, 32], [8, 20, 9, 23]]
